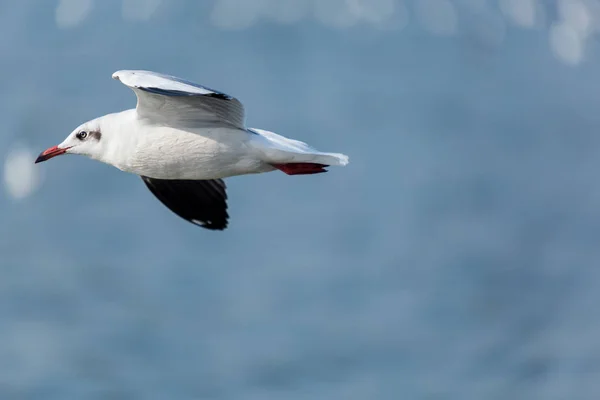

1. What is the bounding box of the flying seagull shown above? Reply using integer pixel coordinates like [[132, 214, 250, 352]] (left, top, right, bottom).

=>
[[35, 70, 349, 230]]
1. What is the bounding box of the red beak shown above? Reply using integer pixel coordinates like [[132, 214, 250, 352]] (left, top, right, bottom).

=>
[[35, 145, 68, 163]]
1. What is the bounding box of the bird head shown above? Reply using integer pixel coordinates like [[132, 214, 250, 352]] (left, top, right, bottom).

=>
[[35, 119, 104, 164]]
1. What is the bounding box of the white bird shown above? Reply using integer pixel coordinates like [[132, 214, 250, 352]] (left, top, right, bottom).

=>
[[35, 70, 349, 230]]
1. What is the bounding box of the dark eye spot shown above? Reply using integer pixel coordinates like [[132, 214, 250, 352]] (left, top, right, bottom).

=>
[[90, 131, 102, 141], [76, 131, 88, 140]]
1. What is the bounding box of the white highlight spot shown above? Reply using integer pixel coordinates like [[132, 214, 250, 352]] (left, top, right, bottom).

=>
[[415, 0, 458, 36], [347, 0, 397, 26], [263, 0, 309, 24], [208, 0, 406, 30], [558, 0, 591, 37], [55, 0, 94, 29], [499, 0, 538, 28], [458, 0, 488, 12], [585, 0, 600, 33], [122, 0, 162, 21], [550, 22, 584, 65], [314, 0, 359, 28], [3, 146, 41, 200], [210, 0, 264, 30]]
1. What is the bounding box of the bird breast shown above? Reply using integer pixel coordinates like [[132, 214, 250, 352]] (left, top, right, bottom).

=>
[[125, 126, 263, 180]]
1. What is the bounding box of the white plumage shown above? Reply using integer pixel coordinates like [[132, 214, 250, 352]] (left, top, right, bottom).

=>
[[35, 70, 349, 230]]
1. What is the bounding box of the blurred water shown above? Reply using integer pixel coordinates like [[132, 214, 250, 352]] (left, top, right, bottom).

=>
[[2, 0, 600, 398]]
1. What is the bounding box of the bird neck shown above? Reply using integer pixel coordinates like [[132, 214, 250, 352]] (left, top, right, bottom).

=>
[[96, 109, 140, 171]]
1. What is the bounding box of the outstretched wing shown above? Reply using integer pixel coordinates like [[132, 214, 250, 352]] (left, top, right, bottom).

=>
[[113, 70, 245, 129], [141, 176, 229, 231]]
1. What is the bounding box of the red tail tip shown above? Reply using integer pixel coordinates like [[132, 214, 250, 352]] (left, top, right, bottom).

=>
[[271, 163, 329, 175]]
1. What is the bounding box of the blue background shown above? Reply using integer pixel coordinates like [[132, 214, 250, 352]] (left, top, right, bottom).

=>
[[1, 0, 600, 398]]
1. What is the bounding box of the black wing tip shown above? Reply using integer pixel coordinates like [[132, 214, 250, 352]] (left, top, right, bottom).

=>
[[205, 92, 232, 100], [139, 87, 233, 100], [141, 176, 229, 232]]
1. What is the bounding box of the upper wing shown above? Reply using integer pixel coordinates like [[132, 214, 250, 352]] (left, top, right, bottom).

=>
[[141, 176, 229, 230], [113, 70, 245, 129]]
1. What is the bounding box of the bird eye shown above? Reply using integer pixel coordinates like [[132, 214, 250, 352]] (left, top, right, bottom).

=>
[[76, 131, 88, 140]]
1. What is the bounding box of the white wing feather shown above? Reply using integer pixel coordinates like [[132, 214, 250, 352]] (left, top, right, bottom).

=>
[[248, 128, 349, 166], [112, 70, 245, 129]]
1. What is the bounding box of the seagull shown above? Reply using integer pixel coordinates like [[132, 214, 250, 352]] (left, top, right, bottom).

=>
[[35, 70, 349, 230]]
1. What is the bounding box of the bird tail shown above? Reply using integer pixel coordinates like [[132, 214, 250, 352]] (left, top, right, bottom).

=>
[[248, 128, 349, 174]]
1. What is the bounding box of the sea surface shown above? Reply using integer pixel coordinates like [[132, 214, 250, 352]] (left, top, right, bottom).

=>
[[1, 1, 600, 398]]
